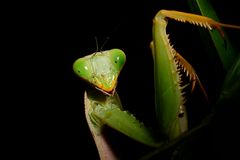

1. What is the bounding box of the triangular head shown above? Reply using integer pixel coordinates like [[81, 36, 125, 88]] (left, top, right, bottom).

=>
[[73, 49, 126, 95]]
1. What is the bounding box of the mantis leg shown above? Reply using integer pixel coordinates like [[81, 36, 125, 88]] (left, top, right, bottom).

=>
[[84, 89, 161, 147], [151, 10, 239, 140]]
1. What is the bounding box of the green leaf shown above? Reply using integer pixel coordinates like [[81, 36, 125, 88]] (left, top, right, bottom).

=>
[[218, 56, 240, 104]]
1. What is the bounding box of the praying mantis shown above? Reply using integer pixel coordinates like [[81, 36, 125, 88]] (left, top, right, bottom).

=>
[[73, 8, 240, 160]]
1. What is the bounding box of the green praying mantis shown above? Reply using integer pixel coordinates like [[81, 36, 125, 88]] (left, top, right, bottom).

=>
[[73, 9, 240, 160]]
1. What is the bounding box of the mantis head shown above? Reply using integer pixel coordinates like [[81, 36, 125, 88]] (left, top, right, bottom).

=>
[[73, 49, 126, 95]]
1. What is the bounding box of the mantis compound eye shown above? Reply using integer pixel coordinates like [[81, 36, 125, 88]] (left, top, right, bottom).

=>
[[108, 49, 126, 72], [73, 57, 93, 82]]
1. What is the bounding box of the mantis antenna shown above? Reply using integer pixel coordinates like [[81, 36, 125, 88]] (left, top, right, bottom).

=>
[[94, 22, 123, 53], [99, 36, 111, 52], [93, 35, 111, 54], [94, 36, 99, 53]]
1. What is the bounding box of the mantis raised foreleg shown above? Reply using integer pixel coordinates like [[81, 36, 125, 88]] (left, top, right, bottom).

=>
[[151, 10, 239, 139], [73, 10, 239, 160]]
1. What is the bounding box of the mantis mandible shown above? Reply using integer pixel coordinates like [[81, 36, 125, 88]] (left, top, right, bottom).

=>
[[73, 10, 240, 159]]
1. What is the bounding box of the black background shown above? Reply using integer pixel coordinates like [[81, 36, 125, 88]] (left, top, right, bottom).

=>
[[6, 0, 240, 159]]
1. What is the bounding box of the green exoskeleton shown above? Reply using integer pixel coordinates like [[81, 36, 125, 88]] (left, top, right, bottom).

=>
[[73, 9, 240, 160], [73, 49, 161, 159], [151, 10, 239, 139], [73, 49, 126, 96]]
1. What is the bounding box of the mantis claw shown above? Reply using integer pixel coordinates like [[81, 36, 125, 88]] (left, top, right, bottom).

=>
[[174, 49, 208, 102], [156, 9, 238, 103], [158, 10, 240, 38]]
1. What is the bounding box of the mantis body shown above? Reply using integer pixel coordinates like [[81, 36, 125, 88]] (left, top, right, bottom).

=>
[[73, 10, 240, 159]]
